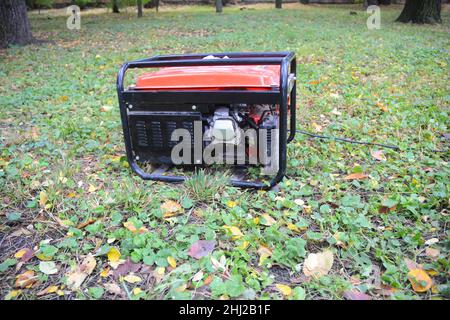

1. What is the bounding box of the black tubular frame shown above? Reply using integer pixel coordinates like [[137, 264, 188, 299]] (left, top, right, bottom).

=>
[[116, 52, 297, 189]]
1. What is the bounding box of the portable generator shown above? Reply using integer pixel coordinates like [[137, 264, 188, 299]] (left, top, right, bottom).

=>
[[117, 52, 297, 189]]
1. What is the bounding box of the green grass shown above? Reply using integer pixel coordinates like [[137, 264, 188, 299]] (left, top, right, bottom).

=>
[[0, 3, 449, 300]]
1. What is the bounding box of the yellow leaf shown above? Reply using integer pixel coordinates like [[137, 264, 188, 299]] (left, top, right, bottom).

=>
[[258, 245, 273, 266], [261, 214, 276, 226], [161, 200, 183, 218], [175, 284, 187, 292], [223, 225, 243, 240], [303, 250, 334, 278], [107, 247, 121, 263], [60, 95, 69, 102], [287, 223, 300, 233], [37, 285, 59, 296], [124, 274, 142, 284], [276, 284, 292, 296], [4, 290, 21, 300], [407, 269, 433, 292], [227, 200, 237, 208], [14, 249, 28, 259], [167, 256, 177, 269], [39, 191, 48, 208], [100, 268, 110, 278], [239, 241, 250, 250], [88, 184, 97, 193], [132, 287, 142, 295]]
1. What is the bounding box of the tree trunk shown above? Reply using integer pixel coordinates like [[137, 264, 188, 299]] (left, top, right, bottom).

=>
[[215, 0, 223, 13], [276, 0, 282, 9], [397, 0, 442, 24], [137, 0, 143, 18], [112, 0, 120, 13], [0, 0, 33, 49]]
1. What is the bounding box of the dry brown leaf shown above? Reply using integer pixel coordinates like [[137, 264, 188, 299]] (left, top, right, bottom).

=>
[[425, 247, 440, 259], [66, 254, 96, 291], [343, 173, 368, 180], [371, 150, 386, 161], [123, 221, 148, 234], [303, 250, 334, 278], [104, 282, 122, 295], [15, 270, 37, 288]]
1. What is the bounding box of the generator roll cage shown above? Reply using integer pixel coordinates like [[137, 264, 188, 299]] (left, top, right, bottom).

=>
[[116, 52, 297, 189]]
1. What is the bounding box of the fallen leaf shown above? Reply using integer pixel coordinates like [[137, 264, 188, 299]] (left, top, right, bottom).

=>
[[404, 258, 422, 271], [343, 290, 372, 300], [223, 225, 243, 240], [123, 274, 142, 284], [275, 284, 292, 296], [376, 102, 388, 112], [39, 261, 58, 275], [153, 267, 165, 283], [167, 256, 177, 269], [188, 240, 215, 259], [4, 290, 22, 300], [312, 122, 323, 133], [407, 269, 433, 293], [343, 173, 368, 180], [161, 200, 183, 218], [258, 245, 273, 266], [88, 184, 97, 193], [39, 191, 48, 208], [66, 254, 96, 291], [260, 214, 276, 226], [15, 270, 37, 288], [113, 259, 141, 278], [76, 218, 96, 229], [303, 250, 334, 278], [203, 275, 213, 286], [123, 221, 148, 234], [286, 223, 301, 233], [107, 247, 121, 263], [132, 287, 143, 295], [100, 267, 110, 278], [294, 199, 305, 206], [425, 238, 439, 246], [104, 282, 122, 295], [425, 247, 440, 259], [371, 150, 386, 161], [100, 105, 113, 112], [192, 270, 204, 282], [14, 248, 34, 262], [227, 200, 237, 208], [37, 285, 59, 296]]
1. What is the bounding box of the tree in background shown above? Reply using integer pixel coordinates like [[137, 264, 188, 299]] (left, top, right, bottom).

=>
[[276, 0, 282, 9], [112, 0, 120, 13], [137, 0, 143, 17], [397, 0, 442, 24], [216, 0, 223, 13], [0, 0, 34, 48]]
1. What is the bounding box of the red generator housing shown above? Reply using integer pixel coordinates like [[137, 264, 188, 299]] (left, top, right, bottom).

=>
[[117, 52, 297, 189]]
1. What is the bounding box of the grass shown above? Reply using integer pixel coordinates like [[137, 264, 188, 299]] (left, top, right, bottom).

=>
[[0, 3, 449, 300]]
